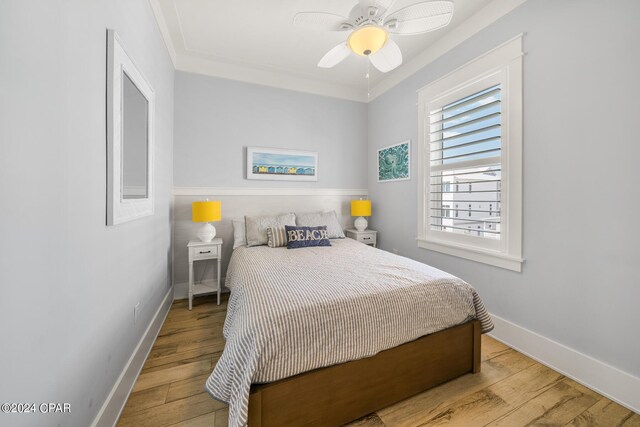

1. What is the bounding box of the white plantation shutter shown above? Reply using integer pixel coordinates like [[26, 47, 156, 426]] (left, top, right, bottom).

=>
[[428, 84, 503, 239], [416, 36, 523, 272]]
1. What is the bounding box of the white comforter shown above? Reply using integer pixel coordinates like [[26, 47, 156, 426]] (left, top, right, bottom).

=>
[[206, 238, 493, 426]]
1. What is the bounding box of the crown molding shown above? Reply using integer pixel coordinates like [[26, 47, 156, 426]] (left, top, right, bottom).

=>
[[149, 0, 177, 67], [368, 0, 529, 100], [149, 0, 529, 103], [174, 54, 367, 102]]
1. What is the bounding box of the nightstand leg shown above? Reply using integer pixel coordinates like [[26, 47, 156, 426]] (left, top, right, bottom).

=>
[[217, 257, 221, 305], [188, 261, 194, 311]]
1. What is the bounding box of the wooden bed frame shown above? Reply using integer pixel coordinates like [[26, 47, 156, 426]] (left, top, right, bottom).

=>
[[247, 319, 481, 426]]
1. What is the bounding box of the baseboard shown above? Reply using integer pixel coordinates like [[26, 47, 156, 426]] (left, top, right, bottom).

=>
[[489, 313, 640, 414], [173, 278, 228, 300], [91, 287, 173, 427]]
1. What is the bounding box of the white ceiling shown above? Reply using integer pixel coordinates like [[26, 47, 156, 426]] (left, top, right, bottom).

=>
[[150, 0, 525, 101]]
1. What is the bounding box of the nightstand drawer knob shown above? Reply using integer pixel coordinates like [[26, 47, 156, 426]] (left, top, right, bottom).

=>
[[199, 250, 211, 254], [363, 237, 371, 240]]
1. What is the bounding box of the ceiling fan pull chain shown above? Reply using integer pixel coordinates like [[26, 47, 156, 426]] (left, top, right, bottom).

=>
[[366, 60, 371, 99]]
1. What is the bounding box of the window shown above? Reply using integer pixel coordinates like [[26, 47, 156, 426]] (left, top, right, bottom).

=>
[[417, 36, 523, 272]]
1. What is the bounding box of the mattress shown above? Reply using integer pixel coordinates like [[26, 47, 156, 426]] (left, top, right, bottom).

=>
[[206, 238, 493, 426]]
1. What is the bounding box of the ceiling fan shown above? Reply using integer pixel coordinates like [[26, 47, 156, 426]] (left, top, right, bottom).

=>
[[293, 0, 454, 73]]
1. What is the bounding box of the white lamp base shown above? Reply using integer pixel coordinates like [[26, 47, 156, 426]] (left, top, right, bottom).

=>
[[197, 223, 216, 242], [354, 216, 368, 232]]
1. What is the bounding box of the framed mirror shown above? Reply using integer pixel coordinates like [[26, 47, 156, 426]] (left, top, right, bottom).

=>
[[106, 29, 154, 225]]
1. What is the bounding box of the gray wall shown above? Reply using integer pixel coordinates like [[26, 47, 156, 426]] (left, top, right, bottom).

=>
[[0, 1, 174, 426], [174, 71, 368, 189], [368, 0, 640, 378], [172, 71, 369, 291]]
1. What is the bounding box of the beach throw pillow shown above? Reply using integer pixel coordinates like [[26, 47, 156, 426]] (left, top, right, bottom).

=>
[[285, 225, 331, 249]]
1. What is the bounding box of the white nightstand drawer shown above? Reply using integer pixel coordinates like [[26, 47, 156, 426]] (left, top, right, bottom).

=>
[[190, 245, 218, 260], [356, 233, 376, 243], [345, 228, 378, 247]]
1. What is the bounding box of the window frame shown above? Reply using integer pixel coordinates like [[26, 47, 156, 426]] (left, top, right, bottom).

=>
[[416, 35, 524, 272]]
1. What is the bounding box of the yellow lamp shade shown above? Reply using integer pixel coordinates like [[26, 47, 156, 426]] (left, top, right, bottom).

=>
[[348, 26, 388, 56], [351, 199, 372, 217], [192, 201, 221, 223]]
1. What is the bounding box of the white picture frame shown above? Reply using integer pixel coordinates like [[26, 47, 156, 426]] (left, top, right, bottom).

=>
[[106, 29, 155, 225], [377, 140, 411, 182], [246, 147, 318, 182]]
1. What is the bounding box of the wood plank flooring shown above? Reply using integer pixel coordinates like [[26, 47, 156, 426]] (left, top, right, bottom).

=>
[[117, 295, 640, 427]]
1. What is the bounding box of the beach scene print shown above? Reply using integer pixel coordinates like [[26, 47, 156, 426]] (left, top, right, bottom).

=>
[[251, 152, 316, 176]]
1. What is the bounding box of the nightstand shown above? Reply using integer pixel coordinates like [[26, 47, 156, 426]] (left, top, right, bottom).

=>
[[345, 229, 377, 248], [187, 238, 222, 309]]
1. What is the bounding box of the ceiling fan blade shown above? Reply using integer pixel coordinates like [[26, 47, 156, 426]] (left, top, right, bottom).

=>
[[358, 0, 397, 19], [293, 12, 352, 31], [318, 43, 351, 68], [384, 1, 454, 35], [369, 38, 402, 72]]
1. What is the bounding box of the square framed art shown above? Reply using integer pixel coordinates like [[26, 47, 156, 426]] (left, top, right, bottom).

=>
[[378, 140, 410, 182]]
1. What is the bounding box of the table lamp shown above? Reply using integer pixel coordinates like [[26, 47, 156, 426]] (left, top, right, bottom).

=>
[[192, 200, 221, 242], [351, 199, 372, 232]]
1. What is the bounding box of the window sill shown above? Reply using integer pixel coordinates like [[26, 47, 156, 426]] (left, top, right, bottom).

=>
[[416, 238, 523, 272]]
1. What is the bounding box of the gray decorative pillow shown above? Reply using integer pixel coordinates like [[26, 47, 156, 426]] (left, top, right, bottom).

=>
[[245, 213, 296, 247], [296, 210, 345, 239], [266, 227, 288, 248], [232, 219, 247, 249]]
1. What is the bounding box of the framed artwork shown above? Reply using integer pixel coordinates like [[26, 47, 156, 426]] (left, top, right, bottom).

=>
[[246, 147, 318, 181], [378, 140, 410, 182]]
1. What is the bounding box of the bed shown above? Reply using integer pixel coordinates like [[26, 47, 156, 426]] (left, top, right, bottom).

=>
[[206, 238, 493, 427]]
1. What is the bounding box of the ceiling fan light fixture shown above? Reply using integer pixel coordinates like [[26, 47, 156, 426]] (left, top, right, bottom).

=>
[[347, 26, 388, 56]]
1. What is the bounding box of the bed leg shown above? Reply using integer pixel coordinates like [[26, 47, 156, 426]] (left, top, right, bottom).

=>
[[248, 388, 262, 427], [472, 320, 481, 374]]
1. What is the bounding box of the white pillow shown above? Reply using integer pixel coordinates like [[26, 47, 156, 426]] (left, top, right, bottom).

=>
[[296, 211, 345, 239], [245, 213, 296, 247], [232, 219, 247, 249]]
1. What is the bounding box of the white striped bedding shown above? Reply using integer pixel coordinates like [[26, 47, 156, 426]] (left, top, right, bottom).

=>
[[205, 238, 493, 427]]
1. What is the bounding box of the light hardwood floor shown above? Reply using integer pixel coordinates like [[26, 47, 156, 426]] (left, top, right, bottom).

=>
[[117, 295, 640, 427]]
